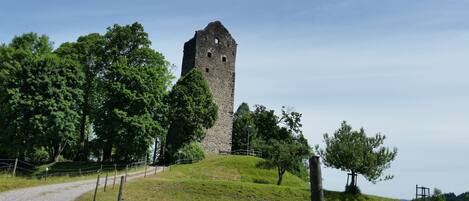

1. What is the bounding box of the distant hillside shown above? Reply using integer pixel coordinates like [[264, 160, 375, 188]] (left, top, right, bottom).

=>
[[76, 155, 398, 201]]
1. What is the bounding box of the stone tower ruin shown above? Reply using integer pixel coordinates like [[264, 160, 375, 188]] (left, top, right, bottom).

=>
[[181, 21, 236, 153]]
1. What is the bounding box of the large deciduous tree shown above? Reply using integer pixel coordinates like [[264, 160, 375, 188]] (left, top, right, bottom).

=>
[[55, 33, 105, 160], [165, 69, 218, 163], [0, 33, 83, 161], [316, 121, 398, 194], [95, 23, 173, 162]]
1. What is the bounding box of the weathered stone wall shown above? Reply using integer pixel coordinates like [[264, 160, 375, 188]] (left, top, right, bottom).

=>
[[181, 21, 236, 153]]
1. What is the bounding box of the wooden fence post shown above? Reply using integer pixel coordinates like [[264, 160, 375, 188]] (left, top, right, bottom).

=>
[[125, 165, 128, 182], [310, 156, 324, 201], [117, 176, 125, 201], [12, 158, 18, 177], [104, 172, 108, 192], [45, 168, 49, 181], [144, 155, 147, 177], [113, 164, 117, 189], [93, 174, 100, 201]]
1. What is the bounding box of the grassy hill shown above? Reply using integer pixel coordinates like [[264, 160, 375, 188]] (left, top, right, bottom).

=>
[[76, 155, 398, 201]]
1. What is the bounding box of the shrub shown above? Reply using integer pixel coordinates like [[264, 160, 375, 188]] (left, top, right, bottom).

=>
[[173, 141, 205, 163], [28, 147, 50, 163], [253, 178, 270, 184], [345, 185, 361, 195]]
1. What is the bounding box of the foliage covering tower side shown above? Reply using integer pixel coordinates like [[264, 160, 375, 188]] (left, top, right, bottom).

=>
[[165, 68, 218, 163]]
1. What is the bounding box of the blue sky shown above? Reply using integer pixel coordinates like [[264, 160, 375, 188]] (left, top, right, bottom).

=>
[[2, 0, 469, 199]]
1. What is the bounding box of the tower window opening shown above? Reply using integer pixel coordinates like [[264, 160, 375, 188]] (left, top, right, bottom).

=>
[[215, 37, 219, 44], [222, 56, 227, 62], [206, 68, 209, 73], [207, 52, 212, 58]]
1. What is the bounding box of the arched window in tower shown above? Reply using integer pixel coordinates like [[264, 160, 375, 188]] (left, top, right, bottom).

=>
[[215, 37, 219, 44], [207, 52, 212, 58], [222, 56, 227, 62]]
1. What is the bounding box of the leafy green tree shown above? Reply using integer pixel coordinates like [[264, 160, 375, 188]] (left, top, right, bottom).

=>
[[0, 33, 83, 161], [252, 105, 280, 142], [232, 102, 257, 151], [250, 105, 311, 182], [264, 137, 311, 185], [95, 23, 173, 162], [316, 121, 398, 194], [165, 69, 218, 162], [55, 33, 106, 160], [431, 188, 446, 201]]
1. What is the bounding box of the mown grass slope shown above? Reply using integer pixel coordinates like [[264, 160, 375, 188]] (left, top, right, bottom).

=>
[[76, 155, 398, 201]]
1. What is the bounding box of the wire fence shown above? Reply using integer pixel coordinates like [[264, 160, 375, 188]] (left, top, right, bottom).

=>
[[219, 149, 263, 157], [1, 148, 261, 178], [0, 158, 146, 179]]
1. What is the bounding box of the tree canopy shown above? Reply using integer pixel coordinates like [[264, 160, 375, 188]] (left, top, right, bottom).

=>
[[316, 121, 398, 193], [231, 102, 257, 151], [94, 23, 173, 162], [0, 23, 173, 163], [165, 69, 218, 163], [231, 104, 311, 184], [0, 33, 83, 161]]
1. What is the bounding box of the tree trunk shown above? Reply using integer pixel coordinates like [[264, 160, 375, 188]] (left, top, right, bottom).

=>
[[277, 167, 285, 185], [103, 143, 113, 162], [77, 110, 87, 161], [152, 138, 158, 164], [350, 172, 357, 187], [53, 141, 67, 162]]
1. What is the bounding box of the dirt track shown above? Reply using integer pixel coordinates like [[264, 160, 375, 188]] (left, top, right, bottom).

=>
[[0, 166, 162, 201]]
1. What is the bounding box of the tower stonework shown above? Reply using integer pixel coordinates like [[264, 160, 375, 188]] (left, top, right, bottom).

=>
[[181, 21, 236, 153]]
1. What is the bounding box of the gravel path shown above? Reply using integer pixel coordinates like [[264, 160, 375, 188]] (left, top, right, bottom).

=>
[[0, 166, 163, 201]]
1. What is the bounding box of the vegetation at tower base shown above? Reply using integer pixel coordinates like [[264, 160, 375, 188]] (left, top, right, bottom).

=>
[[172, 141, 205, 162], [0, 22, 173, 163], [75, 155, 398, 201], [232, 102, 258, 151], [165, 69, 218, 163], [231, 104, 312, 184], [0, 33, 83, 162], [316, 121, 398, 195]]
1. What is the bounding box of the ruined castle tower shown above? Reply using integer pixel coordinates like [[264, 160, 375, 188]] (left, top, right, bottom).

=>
[[181, 21, 236, 153]]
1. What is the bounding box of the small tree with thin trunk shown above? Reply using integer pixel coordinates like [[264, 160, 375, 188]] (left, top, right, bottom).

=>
[[264, 138, 311, 185], [316, 121, 397, 194]]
